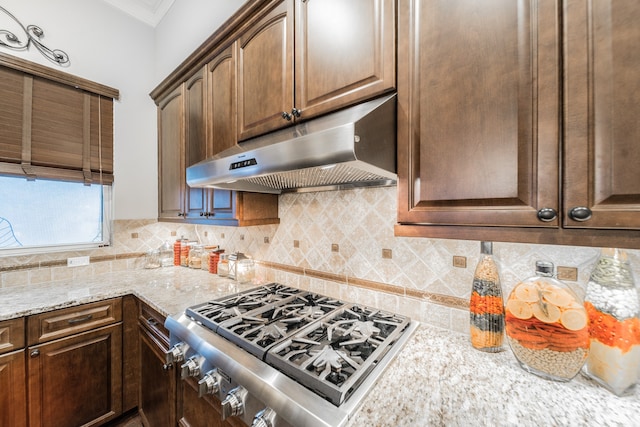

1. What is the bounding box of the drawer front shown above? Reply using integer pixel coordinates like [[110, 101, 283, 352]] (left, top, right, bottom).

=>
[[139, 302, 169, 349], [0, 318, 26, 354], [28, 298, 122, 345]]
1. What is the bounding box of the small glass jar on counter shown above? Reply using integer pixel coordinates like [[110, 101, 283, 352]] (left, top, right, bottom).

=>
[[209, 249, 225, 274], [505, 261, 589, 382], [188, 244, 204, 269], [217, 254, 229, 277], [583, 248, 640, 396], [228, 252, 255, 283]]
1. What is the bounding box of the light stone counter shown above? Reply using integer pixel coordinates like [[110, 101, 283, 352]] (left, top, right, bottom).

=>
[[1, 267, 639, 426]]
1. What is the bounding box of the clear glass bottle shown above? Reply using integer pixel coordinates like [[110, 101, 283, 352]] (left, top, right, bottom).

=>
[[583, 248, 640, 396], [505, 261, 589, 381], [469, 241, 504, 352]]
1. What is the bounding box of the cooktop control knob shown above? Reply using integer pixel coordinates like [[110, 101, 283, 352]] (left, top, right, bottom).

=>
[[221, 386, 248, 420], [251, 408, 276, 427], [165, 343, 185, 366], [197, 369, 221, 397], [180, 356, 201, 379]]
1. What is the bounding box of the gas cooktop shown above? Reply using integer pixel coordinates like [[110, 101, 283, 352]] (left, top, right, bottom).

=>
[[166, 283, 418, 427]]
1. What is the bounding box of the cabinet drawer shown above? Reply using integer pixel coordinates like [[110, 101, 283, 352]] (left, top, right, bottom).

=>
[[139, 302, 169, 348], [0, 318, 25, 355], [27, 298, 122, 345]]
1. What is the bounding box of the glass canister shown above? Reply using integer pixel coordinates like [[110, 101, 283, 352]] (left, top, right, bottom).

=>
[[505, 261, 589, 381], [583, 248, 640, 396], [188, 244, 204, 269], [228, 252, 255, 283], [159, 241, 174, 267], [217, 254, 229, 277], [469, 241, 505, 352]]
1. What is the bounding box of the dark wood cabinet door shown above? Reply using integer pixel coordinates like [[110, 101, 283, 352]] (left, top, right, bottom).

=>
[[563, 0, 640, 230], [295, 0, 395, 120], [0, 350, 27, 427], [397, 0, 561, 228], [27, 324, 122, 427], [208, 45, 237, 157], [138, 326, 176, 427], [158, 85, 185, 219], [237, 0, 294, 141], [185, 69, 207, 219]]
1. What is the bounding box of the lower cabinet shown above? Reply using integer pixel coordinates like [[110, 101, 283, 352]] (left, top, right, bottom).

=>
[[138, 303, 177, 427], [26, 298, 123, 427], [0, 317, 27, 427], [27, 324, 123, 427], [0, 349, 27, 427]]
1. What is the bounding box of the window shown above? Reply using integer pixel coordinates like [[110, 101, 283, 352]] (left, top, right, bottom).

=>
[[0, 176, 112, 253], [0, 54, 118, 255]]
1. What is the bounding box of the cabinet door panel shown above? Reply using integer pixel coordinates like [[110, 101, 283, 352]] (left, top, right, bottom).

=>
[[158, 87, 185, 219], [295, 0, 395, 119], [209, 45, 237, 157], [564, 0, 640, 229], [28, 324, 122, 427], [185, 70, 207, 218], [0, 350, 27, 427], [237, 0, 293, 141], [139, 327, 176, 427], [397, 0, 560, 227]]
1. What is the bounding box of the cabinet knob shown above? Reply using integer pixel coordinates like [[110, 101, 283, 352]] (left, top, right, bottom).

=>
[[281, 111, 292, 121], [537, 208, 557, 222], [291, 108, 301, 118], [568, 206, 592, 222], [30, 349, 40, 358]]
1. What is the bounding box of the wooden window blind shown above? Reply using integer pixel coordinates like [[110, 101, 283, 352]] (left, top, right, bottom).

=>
[[0, 52, 119, 185]]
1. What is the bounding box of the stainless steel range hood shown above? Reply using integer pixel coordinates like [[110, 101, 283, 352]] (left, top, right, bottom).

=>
[[186, 94, 396, 194]]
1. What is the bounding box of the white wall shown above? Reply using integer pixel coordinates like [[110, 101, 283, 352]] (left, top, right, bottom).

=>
[[153, 0, 245, 81]]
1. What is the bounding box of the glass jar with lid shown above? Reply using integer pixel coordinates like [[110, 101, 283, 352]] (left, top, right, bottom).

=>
[[505, 261, 589, 381], [217, 254, 229, 277], [188, 244, 204, 269], [583, 248, 640, 396], [228, 252, 255, 283]]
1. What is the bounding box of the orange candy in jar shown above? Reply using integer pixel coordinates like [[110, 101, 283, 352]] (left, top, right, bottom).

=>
[[505, 261, 589, 381]]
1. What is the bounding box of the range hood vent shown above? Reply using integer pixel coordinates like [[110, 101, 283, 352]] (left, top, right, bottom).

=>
[[186, 94, 397, 194]]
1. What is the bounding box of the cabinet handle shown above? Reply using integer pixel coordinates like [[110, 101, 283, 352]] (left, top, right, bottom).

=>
[[68, 314, 93, 324], [147, 317, 158, 328], [568, 206, 592, 222], [537, 208, 557, 222], [163, 363, 173, 371], [281, 111, 292, 121], [30, 349, 40, 358], [291, 108, 301, 118]]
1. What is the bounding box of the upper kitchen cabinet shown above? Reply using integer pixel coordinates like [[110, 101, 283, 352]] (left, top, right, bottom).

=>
[[158, 84, 186, 220], [396, 0, 640, 248], [236, 0, 395, 141], [208, 44, 237, 157], [155, 65, 279, 226], [396, 0, 561, 229], [237, 0, 294, 141], [563, 0, 640, 230]]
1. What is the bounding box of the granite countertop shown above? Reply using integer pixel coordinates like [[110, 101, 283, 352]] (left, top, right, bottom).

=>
[[2, 267, 639, 426]]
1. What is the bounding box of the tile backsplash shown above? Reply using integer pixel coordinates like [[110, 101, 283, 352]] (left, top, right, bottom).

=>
[[2, 186, 639, 334]]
